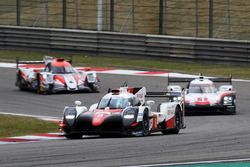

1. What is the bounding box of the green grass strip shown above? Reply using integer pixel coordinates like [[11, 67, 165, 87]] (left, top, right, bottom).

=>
[[0, 114, 58, 138]]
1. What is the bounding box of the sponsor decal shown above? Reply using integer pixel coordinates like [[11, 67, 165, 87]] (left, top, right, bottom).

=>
[[166, 116, 175, 129], [92, 112, 110, 126]]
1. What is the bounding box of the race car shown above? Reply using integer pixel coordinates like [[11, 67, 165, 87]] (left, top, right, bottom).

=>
[[59, 86, 186, 139], [168, 75, 236, 114], [15, 56, 100, 94]]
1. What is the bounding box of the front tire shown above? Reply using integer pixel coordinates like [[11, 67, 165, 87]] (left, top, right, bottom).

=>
[[36, 74, 43, 94], [89, 83, 99, 93], [16, 72, 26, 91], [223, 106, 236, 115], [36, 74, 52, 94]]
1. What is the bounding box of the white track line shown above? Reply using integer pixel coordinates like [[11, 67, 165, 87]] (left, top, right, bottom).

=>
[[124, 158, 250, 167]]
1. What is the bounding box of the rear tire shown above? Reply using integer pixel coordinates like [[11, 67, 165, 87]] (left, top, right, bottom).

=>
[[141, 110, 150, 136], [223, 106, 236, 115], [162, 107, 181, 135]]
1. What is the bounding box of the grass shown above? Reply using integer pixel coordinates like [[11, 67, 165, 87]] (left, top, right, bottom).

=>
[[0, 114, 58, 138], [0, 50, 250, 79]]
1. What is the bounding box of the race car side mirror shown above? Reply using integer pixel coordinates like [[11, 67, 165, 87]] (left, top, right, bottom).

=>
[[89, 103, 98, 112], [146, 100, 155, 106], [219, 85, 233, 92], [75, 100, 82, 106]]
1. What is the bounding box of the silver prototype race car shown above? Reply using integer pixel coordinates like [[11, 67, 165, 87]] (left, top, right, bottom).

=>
[[15, 56, 100, 94], [168, 75, 236, 114], [59, 86, 186, 139]]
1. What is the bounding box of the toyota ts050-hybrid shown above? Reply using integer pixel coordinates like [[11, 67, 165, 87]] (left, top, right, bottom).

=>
[[59, 86, 186, 139]]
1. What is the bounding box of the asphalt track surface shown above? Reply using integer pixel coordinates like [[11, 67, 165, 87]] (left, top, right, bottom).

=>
[[1, 67, 250, 167]]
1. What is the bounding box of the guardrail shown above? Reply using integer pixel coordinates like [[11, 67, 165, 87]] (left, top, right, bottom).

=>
[[0, 25, 249, 63]]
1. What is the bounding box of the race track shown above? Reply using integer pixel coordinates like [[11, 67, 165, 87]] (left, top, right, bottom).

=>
[[1, 67, 250, 167]]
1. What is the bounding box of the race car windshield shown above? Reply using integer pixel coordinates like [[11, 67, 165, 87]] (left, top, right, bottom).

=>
[[98, 97, 133, 109], [189, 84, 216, 93], [50, 65, 76, 74]]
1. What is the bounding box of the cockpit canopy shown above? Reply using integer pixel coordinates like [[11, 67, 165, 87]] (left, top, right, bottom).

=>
[[188, 83, 216, 93], [97, 96, 137, 109], [45, 59, 76, 74]]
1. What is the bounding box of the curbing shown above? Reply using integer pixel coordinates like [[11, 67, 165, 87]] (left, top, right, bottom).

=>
[[1, 62, 250, 82]]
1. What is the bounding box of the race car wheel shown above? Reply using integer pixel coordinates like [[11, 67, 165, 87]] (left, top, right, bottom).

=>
[[16, 72, 26, 90], [36, 74, 50, 94], [65, 133, 83, 139], [162, 107, 181, 135], [89, 83, 99, 93], [36, 74, 43, 94], [141, 110, 150, 136], [224, 105, 236, 115]]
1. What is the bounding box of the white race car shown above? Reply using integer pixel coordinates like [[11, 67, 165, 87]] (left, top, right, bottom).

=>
[[16, 56, 100, 94], [168, 76, 236, 114], [59, 86, 186, 139]]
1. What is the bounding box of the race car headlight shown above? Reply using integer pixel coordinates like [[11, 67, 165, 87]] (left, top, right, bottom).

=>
[[65, 115, 75, 119], [87, 73, 97, 83], [173, 96, 182, 101], [124, 114, 135, 119], [123, 108, 137, 119], [64, 107, 77, 120], [223, 96, 233, 105]]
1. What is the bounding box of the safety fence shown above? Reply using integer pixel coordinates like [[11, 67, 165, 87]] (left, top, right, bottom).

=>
[[0, 26, 249, 63], [1, 0, 250, 40]]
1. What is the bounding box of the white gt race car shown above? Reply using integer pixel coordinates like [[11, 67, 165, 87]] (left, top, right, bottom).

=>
[[168, 76, 236, 114], [59, 86, 186, 139]]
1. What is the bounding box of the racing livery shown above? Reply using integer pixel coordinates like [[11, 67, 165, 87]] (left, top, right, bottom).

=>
[[15, 56, 100, 94], [168, 75, 236, 114], [59, 87, 185, 139]]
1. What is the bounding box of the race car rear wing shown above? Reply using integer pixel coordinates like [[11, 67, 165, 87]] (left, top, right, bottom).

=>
[[168, 75, 232, 85], [16, 57, 44, 69], [146, 91, 183, 98], [16, 56, 73, 69]]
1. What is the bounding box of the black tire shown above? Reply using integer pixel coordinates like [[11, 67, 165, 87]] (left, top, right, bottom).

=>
[[162, 107, 181, 135], [221, 96, 236, 115], [89, 83, 99, 93], [141, 110, 150, 136], [65, 133, 83, 139], [231, 108, 236, 115], [16, 72, 26, 91], [36, 74, 50, 94], [223, 106, 236, 115], [36, 73, 42, 94]]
